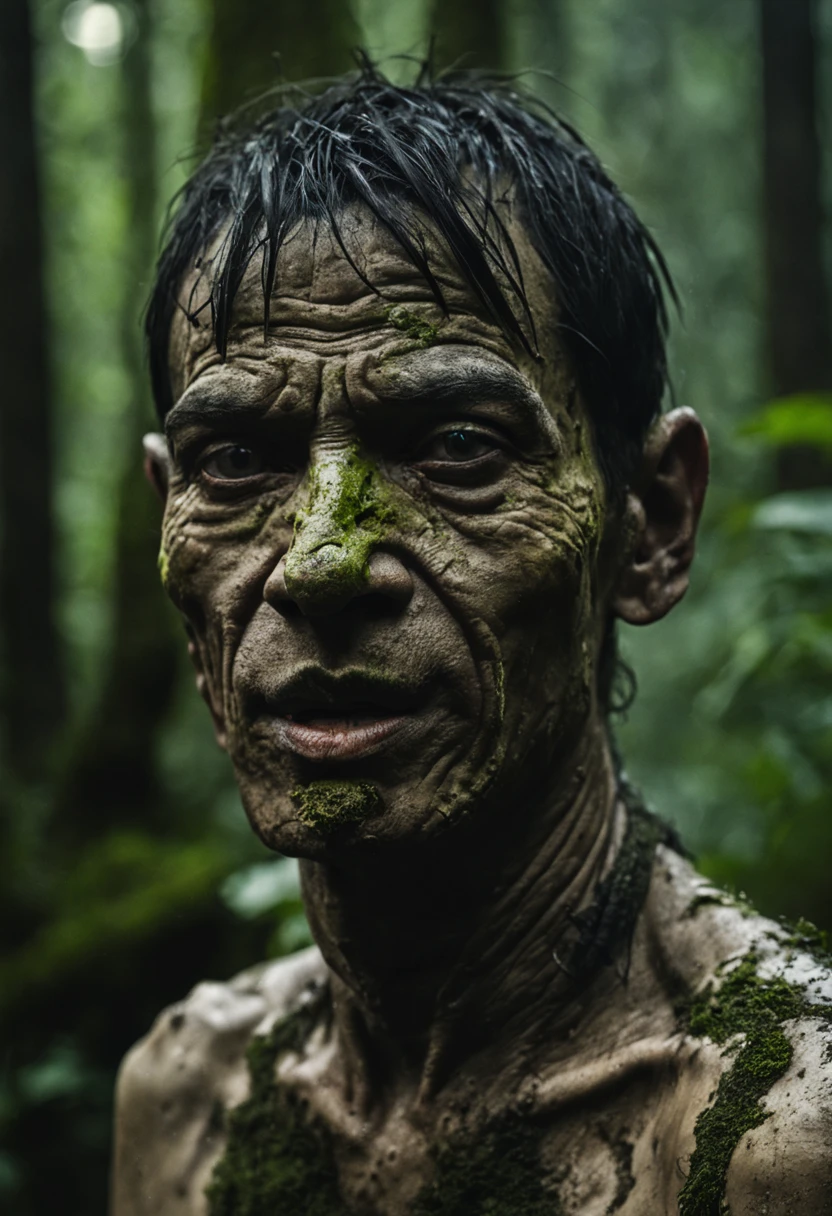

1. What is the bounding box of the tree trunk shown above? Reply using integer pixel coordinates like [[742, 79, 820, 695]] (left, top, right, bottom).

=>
[[428, 0, 506, 72], [56, 0, 179, 842], [759, 0, 832, 489], [201, 0, 360, 130], [0, 0, 64, 780]]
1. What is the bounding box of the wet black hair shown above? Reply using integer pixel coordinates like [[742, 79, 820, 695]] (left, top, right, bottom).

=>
[[146, 61, 675, 497]]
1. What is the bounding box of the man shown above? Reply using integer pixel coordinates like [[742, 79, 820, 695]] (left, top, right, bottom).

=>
[[112, 70, 832, 1215]]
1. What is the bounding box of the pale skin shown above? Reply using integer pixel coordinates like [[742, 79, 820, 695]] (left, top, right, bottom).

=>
[[113, 207, 832, 1214]]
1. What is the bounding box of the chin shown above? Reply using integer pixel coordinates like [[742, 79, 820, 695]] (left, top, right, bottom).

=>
[[235, 763, 494, 859], [228, 707, 492, 853]]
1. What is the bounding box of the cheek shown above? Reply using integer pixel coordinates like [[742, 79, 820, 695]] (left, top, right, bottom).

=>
[[454, 472, 605, 730], [160, 490, 291, 699], [438, 475, 603, 626]]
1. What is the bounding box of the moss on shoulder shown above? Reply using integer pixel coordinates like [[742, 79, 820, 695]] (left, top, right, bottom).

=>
[[685, 889, 755, 920], [206, 987, 349, 1216], [292, 779, 383, 833], [678, 949, 832, 1216]]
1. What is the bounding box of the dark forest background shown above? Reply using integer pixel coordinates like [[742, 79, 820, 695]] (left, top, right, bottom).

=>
[[1, 0, 831, 1210]]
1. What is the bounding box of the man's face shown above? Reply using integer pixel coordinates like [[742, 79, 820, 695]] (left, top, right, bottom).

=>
[[160, 207, 609, 856]]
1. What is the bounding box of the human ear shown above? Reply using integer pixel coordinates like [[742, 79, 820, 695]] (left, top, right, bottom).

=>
[[613, 407, 709, 625], [142, 432, 170, 502]]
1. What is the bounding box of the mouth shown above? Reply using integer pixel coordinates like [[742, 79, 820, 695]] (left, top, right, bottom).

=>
[[257, 669, 424, 762]]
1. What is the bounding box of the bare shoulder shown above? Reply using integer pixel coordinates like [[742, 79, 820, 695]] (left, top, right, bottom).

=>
[[111, 946, 327, 1216], [648, 846, 832, 1214]]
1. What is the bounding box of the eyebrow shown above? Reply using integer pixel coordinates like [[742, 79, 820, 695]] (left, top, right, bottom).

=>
[[375, 355, 560, 443], [164, 396, 266, 436]]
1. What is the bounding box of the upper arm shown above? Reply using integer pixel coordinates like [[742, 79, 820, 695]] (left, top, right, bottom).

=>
[[723, 1019, 832, 1215], [110, 950, 325, 1216], [110, 983, 265, 1216]]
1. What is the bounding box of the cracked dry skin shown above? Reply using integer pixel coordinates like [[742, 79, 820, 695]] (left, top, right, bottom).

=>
[[113, 210, 832, 1215]]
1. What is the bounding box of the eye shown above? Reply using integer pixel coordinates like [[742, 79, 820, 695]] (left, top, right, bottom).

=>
[[201, 445, 264, 481], [423, 428, 500, 463]]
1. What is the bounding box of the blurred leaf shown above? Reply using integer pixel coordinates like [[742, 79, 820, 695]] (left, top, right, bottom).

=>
[[220, 857, 301, 920], [17, 1044, 99, 1106], [752, 489, 832, 535], [739, 395, 832, 450], [269, 911, 314, 957]]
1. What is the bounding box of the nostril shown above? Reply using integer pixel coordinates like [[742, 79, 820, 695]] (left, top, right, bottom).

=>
[[366, 553, 414, 608], [263, 554, 292, 609]]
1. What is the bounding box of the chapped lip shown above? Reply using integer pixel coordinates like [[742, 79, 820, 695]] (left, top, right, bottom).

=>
[[253, 668, 426, 762]]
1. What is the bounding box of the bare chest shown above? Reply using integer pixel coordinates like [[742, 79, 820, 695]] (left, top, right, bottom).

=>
[[203, 1030, 717, 1216]]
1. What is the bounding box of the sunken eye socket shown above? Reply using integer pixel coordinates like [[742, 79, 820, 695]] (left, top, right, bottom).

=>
[[419, 428, 501, 463], [201, 445, 264, 480]]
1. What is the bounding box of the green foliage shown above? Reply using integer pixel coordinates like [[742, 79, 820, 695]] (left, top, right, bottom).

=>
[[739, 395, 832, 451], [0, 832, 229, 1013]]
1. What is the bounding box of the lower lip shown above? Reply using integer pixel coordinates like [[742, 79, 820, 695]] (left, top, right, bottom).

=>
[[275, 715, 411, 761]]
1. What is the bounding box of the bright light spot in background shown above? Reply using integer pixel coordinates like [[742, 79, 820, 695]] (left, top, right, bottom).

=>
[[62, 2, 125, 66]]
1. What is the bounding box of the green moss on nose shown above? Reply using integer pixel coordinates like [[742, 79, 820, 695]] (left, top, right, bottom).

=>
[[284, 446, 393, 606], [292, 780, 383, 832]]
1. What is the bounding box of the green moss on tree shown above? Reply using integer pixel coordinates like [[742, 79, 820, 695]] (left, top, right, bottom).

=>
[[678, 949, 832, 1215], [292, 780, 383, 832]]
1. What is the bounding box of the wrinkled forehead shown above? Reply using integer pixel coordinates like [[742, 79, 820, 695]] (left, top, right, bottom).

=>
[[167, 203, 565, 403]]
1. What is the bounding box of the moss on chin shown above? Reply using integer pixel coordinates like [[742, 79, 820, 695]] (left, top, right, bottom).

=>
[[384, 304, 440, 348], [678, 949, 832, 1215], [292, 780, 383, 833]]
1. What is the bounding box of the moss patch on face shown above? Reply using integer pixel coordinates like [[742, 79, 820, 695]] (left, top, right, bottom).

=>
[[285, 445, 394, 609], [157, 542, 170, 588], [412, 1111, 561, 1216], [292, 780, 383, 833], [678, 950, 832, 1215], [384, 304, 440, 348], [206, 988, 349, 1216]]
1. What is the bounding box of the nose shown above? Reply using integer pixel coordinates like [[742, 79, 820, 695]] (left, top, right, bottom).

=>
[[264, 446, 413, 617]]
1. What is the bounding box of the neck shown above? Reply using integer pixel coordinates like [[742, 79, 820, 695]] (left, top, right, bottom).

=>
[[298, 715, 622, 1107]]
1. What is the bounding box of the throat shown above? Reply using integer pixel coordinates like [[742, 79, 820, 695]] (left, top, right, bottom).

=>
[[297, 730, 660, 1104]]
